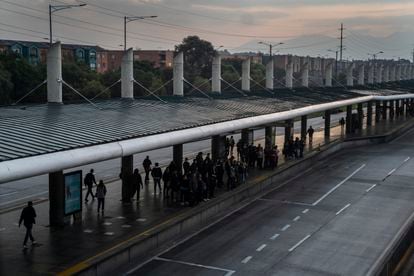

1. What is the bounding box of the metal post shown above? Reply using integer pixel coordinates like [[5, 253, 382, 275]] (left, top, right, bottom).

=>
[[301, 115, 307, 141], [375, 101, 381, 122], [49, 170, 65, 226], [367, 101, 373, 126], [124, 16, 127, 51], [49, 4, 52, 45], [121, 155, 133, 202], [324, 110, 331, 138], [346, 105, 352, 134]]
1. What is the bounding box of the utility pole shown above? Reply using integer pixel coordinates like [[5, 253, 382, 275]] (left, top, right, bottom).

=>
[[124, 15, 157, 51], [339, 23, 345, 62]]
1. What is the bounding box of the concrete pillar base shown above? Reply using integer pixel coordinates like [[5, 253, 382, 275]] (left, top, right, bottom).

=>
[[121, 155, 133, 203], [49, 171, 65, 227], [284, 119, 293, 143], [357, 103, 364, 130], [265, 126, 276, 150]]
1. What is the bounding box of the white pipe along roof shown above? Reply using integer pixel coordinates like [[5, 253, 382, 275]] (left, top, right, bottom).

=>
[[0, 94, 413, 184]]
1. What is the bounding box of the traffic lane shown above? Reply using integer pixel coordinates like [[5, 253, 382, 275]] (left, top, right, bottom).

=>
[[276, 174, 414, 276]]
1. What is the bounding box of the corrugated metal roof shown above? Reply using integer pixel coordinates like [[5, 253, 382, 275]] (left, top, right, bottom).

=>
[[0, 87, 409, 162]]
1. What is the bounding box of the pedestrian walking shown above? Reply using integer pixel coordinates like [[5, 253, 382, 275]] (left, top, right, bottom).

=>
[[256, 144, 264, 169], [133, 169, 143, 202], [307, 126, 314, 143], [19, 201, 37, 249], [84, 169, 97, 202], [339, 117, 345, 131], [151, 163, 163, 194], [96, 180, 107, 214], [142, 156, 152, 183]]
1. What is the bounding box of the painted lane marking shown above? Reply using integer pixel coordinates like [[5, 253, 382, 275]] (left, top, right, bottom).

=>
[[136, 218, 147, 222], [302, 209, 309, 214], [102, 222, 112, 226], [0, 191, 18, 197], [404, 157, 411, 162], [336, 203, 351, 216], [366, 184, 377, 193], [121, 224, 132, 228], [281, 224, 291, 231], [258, 198, 312, 206], [241, 256, 253, 264], [0, 191, 48, 206], [104, 232, 115, 236], [312, 164, 366, 206], [270, 233, 280, 240], [83, 229, 93, 233], [116, 216, 125, 219], [387, 169, 396, 176], [154, 257, 235, 275], [0, 227, 6, 231], [288, 235, 311, 252], [293, 216, 301, 222], [256, 244, 267, 252]]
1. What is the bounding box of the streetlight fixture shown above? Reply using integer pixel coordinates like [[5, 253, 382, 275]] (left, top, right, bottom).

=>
[[368, 51, 384, 60], [49, 3, 87, 45], [327, 49, 339, 78], [124, 16, 157, 51], [258, 41, 284, 57]]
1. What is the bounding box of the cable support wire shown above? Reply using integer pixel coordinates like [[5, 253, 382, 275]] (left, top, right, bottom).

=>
[[221, 78, 240, 91], [186, 78, 212, 96], [220, 78, 247, 97], [273, 77, 295, 91], [62, 80, 101, 109], [133, 79, 167, 103], [249, 77, 274, 95], [12, 80, 47, 105], [90, 79, 121, 101], [183, 78, 212, 100]]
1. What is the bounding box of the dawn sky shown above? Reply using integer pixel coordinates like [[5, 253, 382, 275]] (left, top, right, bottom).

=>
[[0, 0, 413, 59]]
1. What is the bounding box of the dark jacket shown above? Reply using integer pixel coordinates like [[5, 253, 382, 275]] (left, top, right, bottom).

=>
[[151, 167, 163, 178], [19, 206, 36, 227], [84, 172, 96, 187]]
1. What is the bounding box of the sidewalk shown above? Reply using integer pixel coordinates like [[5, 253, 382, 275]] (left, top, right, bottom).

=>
[[0, 114, 412, 275]]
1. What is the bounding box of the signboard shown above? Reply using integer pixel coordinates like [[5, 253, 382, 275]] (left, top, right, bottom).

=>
[[64, 170, 82, 216]]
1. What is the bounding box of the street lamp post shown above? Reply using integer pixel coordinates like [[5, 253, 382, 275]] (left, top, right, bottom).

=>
[[368, 51, 384, 83], [124, 16, 157, 51], [258, 41, 284, 57], [49, 3, 87, 45], [327, 49, 339, 79]]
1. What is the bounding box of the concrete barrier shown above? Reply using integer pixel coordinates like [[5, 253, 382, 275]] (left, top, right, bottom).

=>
[[74, 119, 414, 276]]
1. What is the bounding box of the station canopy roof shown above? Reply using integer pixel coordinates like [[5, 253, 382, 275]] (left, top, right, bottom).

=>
[[0, 84, 412, 163]]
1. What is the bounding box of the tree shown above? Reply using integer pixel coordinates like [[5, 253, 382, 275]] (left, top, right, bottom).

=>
[[175, 36, 216, 82], [0, 62, 13, 105]]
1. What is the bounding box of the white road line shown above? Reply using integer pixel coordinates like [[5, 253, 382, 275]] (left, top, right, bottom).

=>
[[154, 257, 236, 275], [256, 244, 267, 252], [0, 191, 48, 206], [0, 191, 18, 197], [104, 232, 115, 236], [121, 224, 132, 228], [0, 227, 6, 231], [336, 203, 351, 215], [366, 184, 377, 193], [302, 209, 309, 214], [257, 198, 312, 206], [293, 216, 301, 222], [270, 233, 280, 240], [116, 216, 125, 219], [136, 218, 147, 222], [312, 164, 366, 206], [83, 229, 93, 233], [404, 157, 411, 162], [289, 235, 311, 252], [241, 256, 253, 264], [281, 224, 291, 231], [387, 169, 396, 176], [102, 222, 112, 226]]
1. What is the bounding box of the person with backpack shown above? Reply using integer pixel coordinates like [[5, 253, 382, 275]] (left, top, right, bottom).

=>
[[96, 180, 107, 214], [84, 169, 97, 203], [307, 126, 315, 143], [19, 201, 37, 249], [151, 163, 163, 194]]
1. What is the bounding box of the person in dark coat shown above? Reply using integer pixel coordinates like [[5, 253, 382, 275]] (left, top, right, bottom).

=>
[[142, 156, 152, 182], [19, 201, 37, 249], [183, 158, 190, 175], [151, 163, 163, 194], [84, 169, 97, 202], [133, 169, 143, 202]]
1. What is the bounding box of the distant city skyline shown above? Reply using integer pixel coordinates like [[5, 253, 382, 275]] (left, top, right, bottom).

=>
[[0, 0, 413, 60]]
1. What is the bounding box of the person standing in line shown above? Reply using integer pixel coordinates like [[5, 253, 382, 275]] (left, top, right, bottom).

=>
[[256, 144, 264, 169], [19, 201, 37, 249], [229, 136, 235, 155], [133, 169, 143, 203], [96, 180, 107, 214], [307, 126, 314, 144], [339, 117, 345, 131], [84, 169, 97, 203], [142, 156, 152, 183], [151, 163, 163, 194], [183, 157, 190, 175]]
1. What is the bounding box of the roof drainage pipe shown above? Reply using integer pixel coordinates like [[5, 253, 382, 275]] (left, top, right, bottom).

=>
[[1, 94, 414, 184]]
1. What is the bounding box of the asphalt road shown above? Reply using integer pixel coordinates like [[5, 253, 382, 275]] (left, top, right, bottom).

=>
[[0, 113, 347, 210], [125, 125, 414, 275]]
